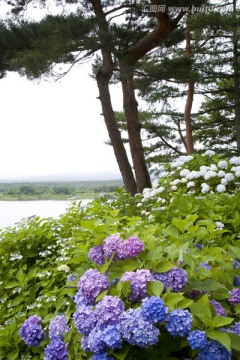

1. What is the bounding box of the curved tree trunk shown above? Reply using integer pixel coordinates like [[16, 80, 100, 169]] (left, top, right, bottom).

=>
[[233, 0, 240, 154], [96, 68, 137, 195], [184, 13, 195, 154], [120, 66, 152, 193]]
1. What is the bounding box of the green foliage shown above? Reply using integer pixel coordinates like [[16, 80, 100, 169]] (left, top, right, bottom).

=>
[[1, 153, 240, 358]]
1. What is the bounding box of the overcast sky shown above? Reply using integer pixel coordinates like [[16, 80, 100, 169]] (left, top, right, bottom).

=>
[[0, 64, 125, 181]]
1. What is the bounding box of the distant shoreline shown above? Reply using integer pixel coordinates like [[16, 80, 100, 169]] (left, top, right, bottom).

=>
[[0, 180, 123, 201]]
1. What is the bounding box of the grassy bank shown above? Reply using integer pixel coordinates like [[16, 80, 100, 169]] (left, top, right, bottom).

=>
[[0, 180, 123, 200]]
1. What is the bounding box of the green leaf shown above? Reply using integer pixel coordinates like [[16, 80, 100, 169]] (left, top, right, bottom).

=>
[[207, 330, 231, 352], [189, 279, 228, 292], [113, 344, 130, 360], [96, 290, 108, 302], [227, 332, 240, 351], [122, 260, 140, 272], [177, 298, 193, 309], [212, 316, 234, 328], [7, 351, 18, 360], [15, 268, 24, 281], [190, 302, 212, 320], [4, 281, 20, 289], [228, 245, 240, 259], [172, 219, 192, 233], [147, 280, 164, 297], [154, 261, 174, 273]]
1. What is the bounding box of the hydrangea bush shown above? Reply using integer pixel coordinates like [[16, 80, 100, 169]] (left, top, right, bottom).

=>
[[1, 153, 240, 359]]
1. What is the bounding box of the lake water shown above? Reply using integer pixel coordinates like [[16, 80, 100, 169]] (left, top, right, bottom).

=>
[[0, 200, 90, 229]]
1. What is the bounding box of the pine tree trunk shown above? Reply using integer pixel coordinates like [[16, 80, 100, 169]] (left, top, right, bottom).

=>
[[96, 69, 137, 195], [120, 66, 152, 193], [184, 13, 195, 154], [233, 0, 240, 154]]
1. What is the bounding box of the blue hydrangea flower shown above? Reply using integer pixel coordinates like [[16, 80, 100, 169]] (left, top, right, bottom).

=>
[[153, 267, 188, 292], [196, 262, 212, 271], [95, 296, 124, 328], [89, 245, 105, 266], [103, 234, 123, 260], [49, 315, 70, 340], [19, 315, 46, 347], [197, 340, 231, 360], [121, 269, 155, 301], [78, 269, 110, 304], [165, 309, 192, 337], [233, 275, 240, 286], [210, 300, 227, 316], [74, 305, 97, 335], [44, 339, 68, 360], [187, 330, 208, 350], [81, 335, 91, 352], [120, 236, 144, 260], [88, 325, 122, 353], [229, 288, 240, 305], [195, 243, 203, 250], [118, 308, 159, 348], [230, 322, 240, 336], [90, 353, 113, 360], [141, 296, 168, 323], [233, 259, 239, 269]]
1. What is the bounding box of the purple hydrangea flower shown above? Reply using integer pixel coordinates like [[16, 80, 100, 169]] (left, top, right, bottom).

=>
[[197, 340, 231, 360], [165, 309, 192, 337], [188, 290, 207, 299], [103, 234, 123, 260], [44, 339, 68, 360], [187, 330, 208, 350], [49, 315, 70, 340], [141, 296, 168, 323], [229, 288, 240, 305], [74, 305, 97, 335], [233, 259, 239, 269], [74, 290, 89, 307], [89, 245, 105, 266], [90, 353, 113, 360], [67, 273, 76, 282], [120, 236, 144, 260], [81, 335, 91, 352], [121, 269, 155, 301], [95, 296, 124, 328], [78, 269, 110, 304], [19, 315, 46, 347], [233, 275, 240, 286], [118, 308, 159, 348], [230, 322, 240, 336], [210, 300, 227, 316], [88, 325, 122, 353], [195, 243, 203, 250], [196, 262, 212, 271], [153, 267, 188, 292]]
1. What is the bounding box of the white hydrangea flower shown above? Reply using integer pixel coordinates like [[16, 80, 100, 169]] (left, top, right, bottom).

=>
[[210, 164, 218, 171], [221, 178, 228, 185], [187, 181, 195, 188], [152, 179, 159, 188], [180, 169, 190, 177], [204, 150, 215, 157], [137, 202, 142, 208], [171, 186, 178, 191], [230, 156, 240, 165], [218, 160, 228, 169], [57, 264, 70, 273], [215, 221, 224, 230], [143, 188, 151, 195], [170, 179, 181, 186], [218, 170, 225, 178], [216, 184, 226, 193], [235, 168, 240, 177], [225, 173, 235, 182], [201, 183, 210, 193], [204, 171, 217, 180], [155, 186, 165, 194], [181, 177, 188, 183]]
